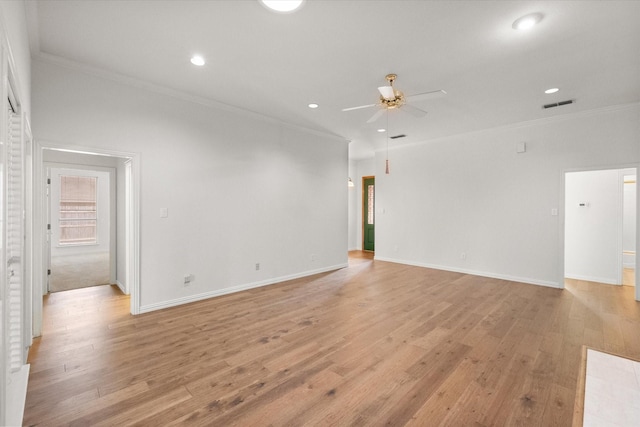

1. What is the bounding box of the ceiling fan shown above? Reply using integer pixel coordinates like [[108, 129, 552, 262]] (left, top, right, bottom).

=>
[[342, 74, 446, 123]]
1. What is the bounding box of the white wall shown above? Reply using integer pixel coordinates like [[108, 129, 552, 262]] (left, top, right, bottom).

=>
[[564, 169, 621, 284], [623, 175, 637, 268], [32, 58, 348, 311], [373, 105, 640, 288], [347, 159, 357, 250]]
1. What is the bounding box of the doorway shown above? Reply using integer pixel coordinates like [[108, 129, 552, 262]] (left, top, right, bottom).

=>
[[33, 143, 141, 338], [623, 174, 636, 287], [564, 167, 637, 291], [362, 176, 375, 252], [47, 166, 115, 293]]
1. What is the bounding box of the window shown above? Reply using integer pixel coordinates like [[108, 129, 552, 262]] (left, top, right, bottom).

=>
[[59, 175, 97, 245], [367, 184, 374, 225]]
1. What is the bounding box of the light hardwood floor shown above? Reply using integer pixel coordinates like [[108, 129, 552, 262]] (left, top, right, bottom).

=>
[[24, 253, 640, 426], [623, 267, 635, 287]]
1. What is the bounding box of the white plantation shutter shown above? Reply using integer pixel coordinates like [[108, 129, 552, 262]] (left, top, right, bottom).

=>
[[6, 102, 24, 373], [1, 35, 31, 427]]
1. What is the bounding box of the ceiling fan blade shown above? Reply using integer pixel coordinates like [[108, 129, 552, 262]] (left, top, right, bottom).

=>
[[367, 108, 387, 123], [401, 104, 428, 118], [406, 89, 447, 102], [342, 103, 377, 112], [366, 109, 386, 123], [378, 86, 395, 100]]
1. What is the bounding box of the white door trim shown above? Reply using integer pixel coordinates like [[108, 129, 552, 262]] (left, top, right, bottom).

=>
[[560, 164, 639, 301], [33, 140, 141, 337]]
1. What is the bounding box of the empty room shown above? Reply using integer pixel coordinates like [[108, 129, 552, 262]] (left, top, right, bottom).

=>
[[0, 1, 639, 426]]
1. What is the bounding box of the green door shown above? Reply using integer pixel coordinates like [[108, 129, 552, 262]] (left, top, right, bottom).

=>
[[363, 177, 375, 251]]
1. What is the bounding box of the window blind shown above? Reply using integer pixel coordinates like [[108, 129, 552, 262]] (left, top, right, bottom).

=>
[[59, 175, 98, 245]]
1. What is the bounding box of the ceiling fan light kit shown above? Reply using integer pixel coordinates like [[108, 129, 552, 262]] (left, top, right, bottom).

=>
[[378, 74, 405, 109]]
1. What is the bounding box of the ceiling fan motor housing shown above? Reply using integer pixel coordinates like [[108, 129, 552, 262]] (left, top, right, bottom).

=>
[[381, 91, 405, 108], [380, 74, 404, 108]]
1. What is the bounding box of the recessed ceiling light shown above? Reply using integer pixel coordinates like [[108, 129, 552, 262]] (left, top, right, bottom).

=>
[[308, 103, 319, 109], [377, 128, 386, 133], [190, 55, 205, 66], [512, 13, 543, 31], [545, 87, 560, 94], [260, 0, 305, 13]]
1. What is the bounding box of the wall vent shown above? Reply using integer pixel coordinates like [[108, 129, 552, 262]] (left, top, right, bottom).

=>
[[543, 99, 575, 109], [389, 134, 407, 139]]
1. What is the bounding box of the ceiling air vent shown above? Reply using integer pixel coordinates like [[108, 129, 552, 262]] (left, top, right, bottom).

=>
[[389, 134, 407, 139], [543, 99, 575, 109]]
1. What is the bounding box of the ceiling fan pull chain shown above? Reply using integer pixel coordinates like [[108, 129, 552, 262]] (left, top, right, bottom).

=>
[[385, 109, 390, 175]]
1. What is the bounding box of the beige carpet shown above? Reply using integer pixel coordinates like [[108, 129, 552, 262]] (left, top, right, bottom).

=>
[[49, 252, 111, 293]]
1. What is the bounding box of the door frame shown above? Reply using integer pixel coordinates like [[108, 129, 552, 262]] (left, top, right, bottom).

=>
[[560, 164, 639, 301], [362, 175, 375, 252], [45, 163, 117, 292], [32, 140, 141, 337]]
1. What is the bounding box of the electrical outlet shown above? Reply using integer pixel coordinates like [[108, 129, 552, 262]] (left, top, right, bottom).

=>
[[310, 254, 316, 262], [255, 263, 260, 271], [460, 252, 467, 260], [184, 274, 194, 286]]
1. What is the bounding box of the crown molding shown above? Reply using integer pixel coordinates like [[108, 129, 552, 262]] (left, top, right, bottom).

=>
[[376, 102, 640, 153], [33, 52, 349, 144]]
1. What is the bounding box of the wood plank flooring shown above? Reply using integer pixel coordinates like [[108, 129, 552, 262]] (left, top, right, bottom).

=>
[[623, 267, 635, 287], [23, 252, 640, 426]]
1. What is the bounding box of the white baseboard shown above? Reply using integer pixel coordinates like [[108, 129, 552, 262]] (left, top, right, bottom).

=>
[[6, 364, 30, 427], [374, 256, 561, 289], [564, 273, 618, 285], [115, 280, 128, 295], [139, 263, 348, 314], [623, 263, 636, 269]]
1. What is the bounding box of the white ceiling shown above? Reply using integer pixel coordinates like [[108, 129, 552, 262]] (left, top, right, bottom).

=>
[[27, 0, 640, 159]]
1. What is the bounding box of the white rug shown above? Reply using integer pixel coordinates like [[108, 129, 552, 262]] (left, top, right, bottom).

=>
[[583, 349, 640, 426]]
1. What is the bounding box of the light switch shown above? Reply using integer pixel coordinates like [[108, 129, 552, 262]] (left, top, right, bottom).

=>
[[160, 207, 168, 218]]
